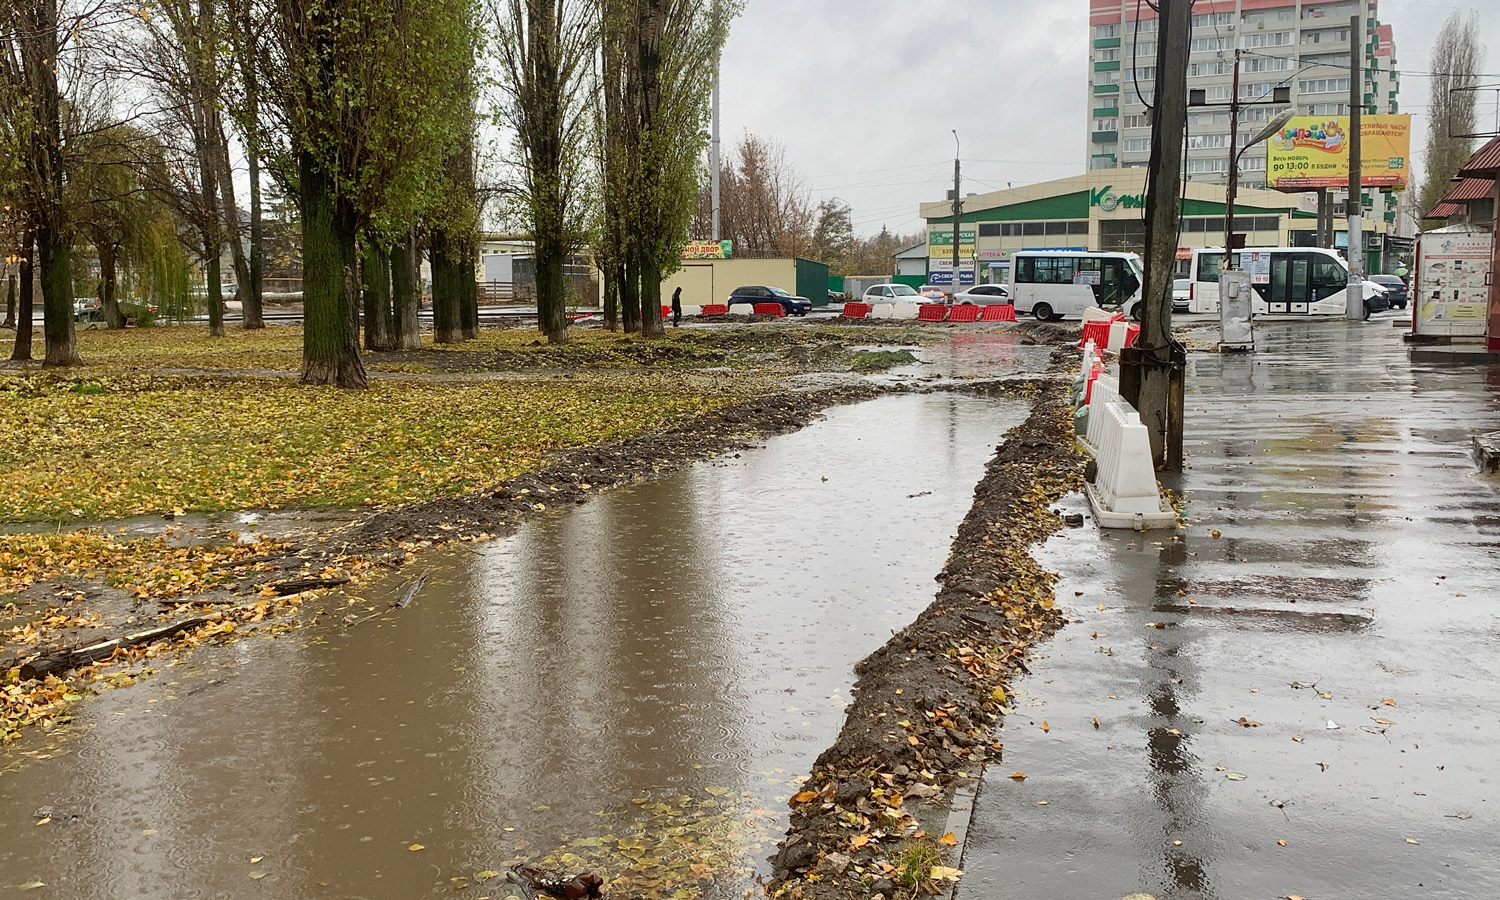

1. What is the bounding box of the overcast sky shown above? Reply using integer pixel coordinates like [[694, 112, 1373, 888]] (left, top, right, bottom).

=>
[[717, 0, 1500, 237]]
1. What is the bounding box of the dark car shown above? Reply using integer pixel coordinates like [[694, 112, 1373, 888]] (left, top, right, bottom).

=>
[[727, 285, 812, 317], [1369, 274, 1409, 310]]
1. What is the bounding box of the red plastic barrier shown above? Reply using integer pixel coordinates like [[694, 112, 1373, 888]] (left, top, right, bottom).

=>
[[1125, 323, 1141, 348], [980, 304, 1017, 322], [948, 304, 981, 322], [752, 302, 787, 317], [918, 303, 948, 322], [661, 305, 672, 319], [841, 302, 871, 319], [1078, 319, 1112, 349], [700, 304, 729, 316]]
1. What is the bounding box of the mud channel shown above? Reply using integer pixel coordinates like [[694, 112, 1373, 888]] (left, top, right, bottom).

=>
[[0, 387, 1032, 899]]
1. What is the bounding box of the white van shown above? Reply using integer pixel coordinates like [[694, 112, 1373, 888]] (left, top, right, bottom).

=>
[[1187, 247, 1386, 317], [1009, 251, 1145, 321]]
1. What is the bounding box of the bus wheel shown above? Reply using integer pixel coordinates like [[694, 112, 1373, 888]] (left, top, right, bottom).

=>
[[1033, 302, 1053, 322]]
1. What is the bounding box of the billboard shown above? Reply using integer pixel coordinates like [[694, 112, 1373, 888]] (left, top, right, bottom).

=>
[[682, 240, 733, 259], [1266, 115, 1411, 190], [928, 229, 975, 259]]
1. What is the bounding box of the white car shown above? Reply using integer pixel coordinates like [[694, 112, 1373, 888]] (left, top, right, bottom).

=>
[[1172, 278, 1191, 313], [861, 284, 924, 304], [951, 284, 1011, 306]]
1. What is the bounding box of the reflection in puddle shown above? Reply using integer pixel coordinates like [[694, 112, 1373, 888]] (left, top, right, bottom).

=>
[[0, 392, 1028, 899]]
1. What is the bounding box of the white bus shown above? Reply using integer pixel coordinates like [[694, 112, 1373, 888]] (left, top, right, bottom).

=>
[[1187, 247, 1386, 318], [1008, 251, 1145, 321]]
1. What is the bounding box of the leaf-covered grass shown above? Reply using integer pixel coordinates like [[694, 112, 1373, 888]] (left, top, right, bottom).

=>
[[0, 371, 734, 524]]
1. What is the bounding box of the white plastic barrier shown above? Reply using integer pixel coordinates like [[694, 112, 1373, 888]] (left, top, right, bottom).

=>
[[869, 303, 895, 319], [683, 305, 702, 317], [1084, 374, 1120, 450], [1080, 306, 1113, 324], [1106, 321, 1131, 351], [1085, 400, 1177, 530], [890, 303, 920, 320]]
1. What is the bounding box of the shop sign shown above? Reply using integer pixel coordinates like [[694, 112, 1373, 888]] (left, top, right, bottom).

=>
[[1090, 185, 1146, 211], [682, 240, 733, 259]]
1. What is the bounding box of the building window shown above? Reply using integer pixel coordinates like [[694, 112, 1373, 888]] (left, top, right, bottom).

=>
[[977, 223, 1002, 237], [1244, 31, 1293, 48], [1303, 27, 1351, 43], [1299, 77, 1350, 94], [1240, 156, 1268, 172], [1189, 60, 1231, 77], [1240, 81, 1275, 99], [1241, 105, 1292, 122], [1191, 12, 1232, 28], [1190, 36, 1232, 53], [1186, 133, 1228, 149], [1301, 53, 1351, 67], [1303, 3, 1355, 21], [1132, 17, 1158, 34], [1095, 70, 1121, 85], [1096, 47, 1119, 62], [1093, 117, 1118, 132], [1190, 111, 1230, 127], [1123, 114, 1150, 129], [1096, 96, 1119, 109], [1206, 85, 1232, 101], [1089, 156, 1117, 170], [1022, 222, 1045, 236], [1242, 56, 1291, 72], [1096, 23, 1120, 39], [1130, 40, 1157, 58], [1100, 219, 1146, 252], [1243, 8, 1294, 25], [1185, 157, 1229, 174], [1306, 102, 1349, 115], [1124, 137, 1151, 152], [1132, 66, 1156, 81]]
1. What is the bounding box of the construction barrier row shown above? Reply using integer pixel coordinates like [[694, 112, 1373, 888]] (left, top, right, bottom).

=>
[[753, 302, 787, 317], [1078, 314, 1141, 352], [1074, 339, 1176, 531], [844, 303, 1018, 323]]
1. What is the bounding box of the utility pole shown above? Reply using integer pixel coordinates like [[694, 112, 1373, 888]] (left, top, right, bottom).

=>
[[1346, 12, 1364, 318], [951, 130, 961, 294], [1223, 47, 1242, 261], [710, 0, 722, 242], [1134, 0, 1190, 470]]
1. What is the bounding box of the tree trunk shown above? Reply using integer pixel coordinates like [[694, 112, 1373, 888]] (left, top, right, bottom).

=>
[[361, 238, 395, 351], [4, 271, 14, 329], [214, 121, 253, 329], [392, 229, 421, 350], [460, 242, 479, 340], [537, 236, 568, 344], [635, 0, 665, 339], [640, 262, 663, 337], [99, 241, 125, 329], [622, 249, 641, 334], [243, 141, 265, 328], [205, 239, 225, 337], [430, 231, 458, 344], [298, 152, 367, 388], [602, 261, 619, 332], [10, 234, 34, 361], [38, 224, 79, 366]]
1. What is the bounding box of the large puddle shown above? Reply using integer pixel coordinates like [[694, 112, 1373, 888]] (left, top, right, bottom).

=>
[[0, 391, 1027, 898]]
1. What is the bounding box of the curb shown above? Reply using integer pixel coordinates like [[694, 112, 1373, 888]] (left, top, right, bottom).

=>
[[937, 771, 983, 900]]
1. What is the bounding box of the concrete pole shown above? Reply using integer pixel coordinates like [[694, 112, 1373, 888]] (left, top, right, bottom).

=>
[[1223, 48, 1241, 264], [952, 130, 961, 294], [1138, 0, 1191, 470], [1346, 12, 1364, 318], [709, 0, 722, 242]]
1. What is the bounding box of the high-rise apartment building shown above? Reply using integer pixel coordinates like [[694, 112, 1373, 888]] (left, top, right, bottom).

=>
[[1086, 0, 1401, 206]]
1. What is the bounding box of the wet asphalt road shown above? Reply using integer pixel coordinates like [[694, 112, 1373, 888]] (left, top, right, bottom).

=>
[[957, 320, 1500, 899]]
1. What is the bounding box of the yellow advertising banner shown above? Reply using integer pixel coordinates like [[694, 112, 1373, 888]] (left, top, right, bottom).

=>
[[1266, 114, 1411, 190]]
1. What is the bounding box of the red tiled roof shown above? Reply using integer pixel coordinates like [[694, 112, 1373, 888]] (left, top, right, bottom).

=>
[[1442, 177, 1497, 203], [1423, 202, 1462, 220], [1458, 137, 1500, 177]]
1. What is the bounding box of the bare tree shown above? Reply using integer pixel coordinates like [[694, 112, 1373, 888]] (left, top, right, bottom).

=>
[[694, 133, 813, 257], [1419, 11, 1487, 222]]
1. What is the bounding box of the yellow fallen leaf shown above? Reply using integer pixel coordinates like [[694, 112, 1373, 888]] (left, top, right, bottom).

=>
[[248, 872, 266, 880], [1008, 771, 1026, 781], [1040, 721, 1050, 733], [791, 791, 818, 804], [849, 834, 870, 850], [938, 832, 957, 847], [1037, 800, 1049, 806], [408, 843, 425, 852], [991, 687, 1007, 703], [929, 866, 963, 881], [1382, 698, 1396, 707], [1405, 838, 1419, 844], [1277, 839, 1288, 847]]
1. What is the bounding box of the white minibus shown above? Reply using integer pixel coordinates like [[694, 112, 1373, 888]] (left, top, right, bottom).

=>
[[1187, 247, 1386, 317], [1008, 251, 1145, 321]]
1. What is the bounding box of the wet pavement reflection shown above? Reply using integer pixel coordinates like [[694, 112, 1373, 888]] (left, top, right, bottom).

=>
[[957, 322, 1500, 900], [0, 390, 1028, 898]]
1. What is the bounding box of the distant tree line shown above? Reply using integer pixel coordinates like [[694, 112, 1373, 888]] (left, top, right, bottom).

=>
[[691, 134, 923, 277]]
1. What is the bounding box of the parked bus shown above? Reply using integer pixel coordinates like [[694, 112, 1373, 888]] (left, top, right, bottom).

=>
[[1188, 247, 1386, 318], [1008, 251, 1145, 321]]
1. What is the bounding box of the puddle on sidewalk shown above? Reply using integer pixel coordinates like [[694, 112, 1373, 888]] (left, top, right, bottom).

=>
[[0, 391, 1028, 899], [0, 508, 357, 548]]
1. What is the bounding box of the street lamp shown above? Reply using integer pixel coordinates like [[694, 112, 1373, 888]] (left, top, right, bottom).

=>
[[950, 130, 961, 296], [1225, 107, 1297, 263]]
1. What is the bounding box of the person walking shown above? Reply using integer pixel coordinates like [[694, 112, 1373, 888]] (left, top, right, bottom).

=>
[[670, 287, 682, 328]]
